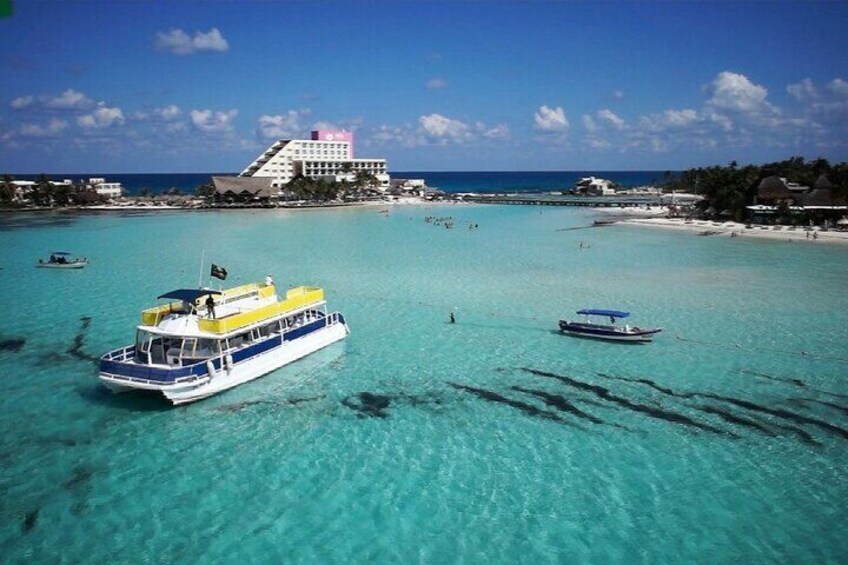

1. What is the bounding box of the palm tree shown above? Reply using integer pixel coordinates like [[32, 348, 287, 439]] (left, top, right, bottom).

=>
[[0, 175, 16, 206], [354, 170, 378, 194], [32, 174, 54, 207]]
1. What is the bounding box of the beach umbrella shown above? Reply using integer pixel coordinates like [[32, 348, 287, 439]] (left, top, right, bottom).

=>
[[837, 217, 848, 226]]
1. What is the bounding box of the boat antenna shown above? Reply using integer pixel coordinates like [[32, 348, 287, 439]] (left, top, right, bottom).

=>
[[197, 249, 205, 288]]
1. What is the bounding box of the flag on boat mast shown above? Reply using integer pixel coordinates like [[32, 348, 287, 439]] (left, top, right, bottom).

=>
[[210, 264, 228, 281]]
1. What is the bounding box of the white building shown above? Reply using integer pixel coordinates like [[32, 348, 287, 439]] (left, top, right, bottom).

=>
[[574, 176, 615, 196], [88, 178, 123, 198], [240, 130, 390, 190]]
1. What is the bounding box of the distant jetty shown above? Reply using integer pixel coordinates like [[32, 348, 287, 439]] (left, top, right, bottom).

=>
[[459, 192, 701, 208]]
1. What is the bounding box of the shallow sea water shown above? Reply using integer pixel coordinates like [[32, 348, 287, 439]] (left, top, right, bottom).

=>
[[1, 205, 847, 563]]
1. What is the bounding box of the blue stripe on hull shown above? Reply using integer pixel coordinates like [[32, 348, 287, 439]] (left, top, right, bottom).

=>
[[100, 317, 336, 383]]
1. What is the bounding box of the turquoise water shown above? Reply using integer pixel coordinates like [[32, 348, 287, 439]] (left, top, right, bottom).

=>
[[1, 205, 847, 563]]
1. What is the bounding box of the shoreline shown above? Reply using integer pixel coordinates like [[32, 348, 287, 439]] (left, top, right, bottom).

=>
[[0, 195, 439, 213], [618, 217, 848, 245]]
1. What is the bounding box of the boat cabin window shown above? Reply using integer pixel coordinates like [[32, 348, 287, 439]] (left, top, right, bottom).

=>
[[180, 338, 218, 359], [258, 320, 280, 338], [135, 330, 220, 367]]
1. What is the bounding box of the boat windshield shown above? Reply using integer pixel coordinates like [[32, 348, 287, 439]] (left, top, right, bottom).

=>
[[135, 330, 220, 367]]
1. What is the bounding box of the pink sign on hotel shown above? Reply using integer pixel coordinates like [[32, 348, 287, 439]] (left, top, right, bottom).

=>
[[311, 130, 354, 158]]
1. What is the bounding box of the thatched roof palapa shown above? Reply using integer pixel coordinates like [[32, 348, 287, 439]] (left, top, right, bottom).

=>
[[814, 174, 834, 190], [756, 175, 792, 201], [211, 176, 275, 199]]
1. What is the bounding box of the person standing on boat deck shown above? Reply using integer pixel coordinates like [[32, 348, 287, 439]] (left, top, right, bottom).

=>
[[265, 275, 274, 287], [205, 294, 216, 319]]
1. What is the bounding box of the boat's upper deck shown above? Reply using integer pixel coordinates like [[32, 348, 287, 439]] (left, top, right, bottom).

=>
[[141, 283, 325, 336]]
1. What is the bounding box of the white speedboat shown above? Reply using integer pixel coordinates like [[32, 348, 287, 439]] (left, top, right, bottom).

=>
[[98, 280, 349, 404], [37, 251, 87, 269], [559, 309, 661, 343]]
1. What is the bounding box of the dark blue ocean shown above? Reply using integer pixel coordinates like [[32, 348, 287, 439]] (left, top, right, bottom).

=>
[[12, 171, 676, 196]]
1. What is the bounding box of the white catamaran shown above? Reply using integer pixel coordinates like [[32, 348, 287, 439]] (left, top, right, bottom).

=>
[[98, 279, 349, 404]]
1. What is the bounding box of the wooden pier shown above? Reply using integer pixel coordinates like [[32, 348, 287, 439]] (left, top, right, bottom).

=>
[[461, 194, 661, 207]]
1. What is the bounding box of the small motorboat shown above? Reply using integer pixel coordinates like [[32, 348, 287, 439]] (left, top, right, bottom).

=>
[[37, 251, 88, 269], [559, 309, 661, 342]]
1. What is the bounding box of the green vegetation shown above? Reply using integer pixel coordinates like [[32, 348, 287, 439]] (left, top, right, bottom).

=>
[[284, 175, 344, 201], [666, 157, 848, 222], [0, 174, 110, 208], [283, 171, 380, 202]]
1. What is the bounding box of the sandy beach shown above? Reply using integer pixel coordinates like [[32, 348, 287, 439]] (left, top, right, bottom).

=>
[[619, 217, 848, 245]]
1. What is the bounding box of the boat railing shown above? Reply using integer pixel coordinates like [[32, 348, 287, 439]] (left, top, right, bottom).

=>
[[100, 347, 220, 384], [198, 286, 324, 334], [141, 301, 191, 327], [102, 344, 136, 362], [101, 371, 208, 388], [220, 283, 275, 305], [325, 311, 345, 326], [140, 283, 277, 327]]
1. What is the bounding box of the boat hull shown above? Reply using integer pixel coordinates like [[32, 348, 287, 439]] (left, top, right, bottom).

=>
[[558, 320, 661, 343], [165, 321, 348, 404], [99, 318, 349, 405], [37, 260, 87, 269]]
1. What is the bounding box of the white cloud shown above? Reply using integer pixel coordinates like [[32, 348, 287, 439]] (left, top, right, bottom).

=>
[[534, 105, 568, 131], [703, 108, 733, 132], [20, 118, 68, 137], [10, 95, 33, 109], [256, 109, 310, 138], [166, 122, 187, 133], [419, 113, 472, 142], [586, 138, 611, 149], [425, 78, 448, 90], [597, 109, 625, 129], [640, 109, 699, 132], [581, 111, 625, 150], [311, 119, 359, 133], [155, 104, 182, 121], [77, 103, 125, 129], [192, 28, 229, 52], [787, 78, 817, 102], [190, 109, 238, 133], [369, 116, 507, 148], [827, 78, 848, 96], [776, 77, 848, 125], [480, 123, 510, 140], [707, 71, 773, 113], [45, 89, 92, 110], [662, 109, 698, 127], [155, 27, 229, 55], [371, 124, 421, 148]]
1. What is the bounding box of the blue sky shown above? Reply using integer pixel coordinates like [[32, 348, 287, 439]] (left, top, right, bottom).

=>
[[1, 0, 847, 173]]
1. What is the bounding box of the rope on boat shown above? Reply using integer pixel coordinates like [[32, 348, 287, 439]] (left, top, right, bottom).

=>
[[674, 335, 848, 364]]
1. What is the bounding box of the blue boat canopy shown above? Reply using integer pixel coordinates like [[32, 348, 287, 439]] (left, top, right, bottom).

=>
[[157, 289, 222, 302], [577, 309, 630, 319], [51, 251, 74, 255]]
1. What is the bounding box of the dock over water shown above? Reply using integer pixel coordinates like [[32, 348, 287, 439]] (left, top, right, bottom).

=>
[[461, 193, 662, 207]]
